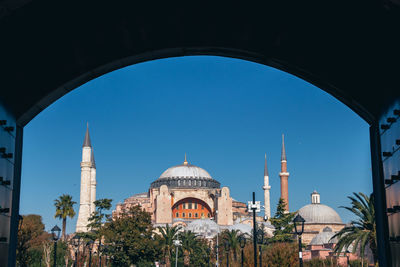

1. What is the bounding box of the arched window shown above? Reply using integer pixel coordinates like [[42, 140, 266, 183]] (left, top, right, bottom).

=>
[[195, 213, 198, 218], [189, 213, 192, 218], [182, 213, 185, 217], [176, 213, 179, 217]]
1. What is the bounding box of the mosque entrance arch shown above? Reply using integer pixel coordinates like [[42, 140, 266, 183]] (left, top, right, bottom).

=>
[[172, 198, 212, 220]]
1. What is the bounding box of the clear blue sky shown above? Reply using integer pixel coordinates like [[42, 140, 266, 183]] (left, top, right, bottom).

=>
[[20, 56, 372, 234]]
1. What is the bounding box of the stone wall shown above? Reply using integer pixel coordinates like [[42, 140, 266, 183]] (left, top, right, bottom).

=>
[[217, 187, 233, 225], [155, 185, 172, 223]]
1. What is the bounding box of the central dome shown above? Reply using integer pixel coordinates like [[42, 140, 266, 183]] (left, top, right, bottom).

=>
[[159, 164, 213, 179], [297, 191, 343, 224], [150, 156, 220, 189]]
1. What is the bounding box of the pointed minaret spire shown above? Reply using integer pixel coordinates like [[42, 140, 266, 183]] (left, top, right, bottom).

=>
[[83, 123, 92, 147], [281, 134, 287, 161], [263, 153, 271, 219], [183, 153, 188, 165], [264, 153, 269, 177], [279, 134, 290, 212], [91, 150, 96, 169]]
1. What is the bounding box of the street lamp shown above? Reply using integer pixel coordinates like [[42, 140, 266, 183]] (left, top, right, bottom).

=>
[[51, 225, 61, 267], [173, 239, 182, 267], [257, 229, 264, 267], [224, 241, 230, 267], [293, 214, 305, 267], [72, 235, 81, 267], [205, 246, 211, 267], [346, 249, 350, 267], [238, 236, 246, 267], [86, 240, 94, 267]]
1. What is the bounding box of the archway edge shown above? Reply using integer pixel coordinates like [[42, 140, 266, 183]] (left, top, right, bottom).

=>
[[18, 46, 373, 126]]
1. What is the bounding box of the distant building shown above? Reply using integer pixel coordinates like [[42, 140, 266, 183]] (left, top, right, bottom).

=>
[[298, 191, 345, 244], [112, 155, 250, 228]]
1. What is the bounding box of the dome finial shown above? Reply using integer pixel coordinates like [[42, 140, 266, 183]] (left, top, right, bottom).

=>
[[183, 153, 188, 165]]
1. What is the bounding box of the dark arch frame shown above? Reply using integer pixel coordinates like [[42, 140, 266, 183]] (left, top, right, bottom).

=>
[[1, 1, 398, 265], [18, 48, 374, 126]]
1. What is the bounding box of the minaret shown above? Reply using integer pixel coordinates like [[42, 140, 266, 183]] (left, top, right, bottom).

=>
[[90, 150, 97, 214], [76, 124, 96, 232], [279, 134, 290, 212], [263, 154, 271, 219]]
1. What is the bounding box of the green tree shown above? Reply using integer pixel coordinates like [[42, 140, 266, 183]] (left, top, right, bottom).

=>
[[157, 224, 181, 267], [16, 214, 53, 267], [187, 237, 211, 267], [102, 205, 160, 266], [269, 198, 296, 242], [87, 198, 112, 240], [263, 242, 299, 267], [221, 229, 242, 262], [331, 192, 377, 265], [179, 231, 198, 266], [54, 194, 76, 240]]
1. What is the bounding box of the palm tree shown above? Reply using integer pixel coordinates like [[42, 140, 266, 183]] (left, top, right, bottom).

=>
[[54, 194, 76, 240], [157, 224, 181, 267], [331, 192, 377, 265], [222, 229, 242, 262], [179, 231, 199, 266]]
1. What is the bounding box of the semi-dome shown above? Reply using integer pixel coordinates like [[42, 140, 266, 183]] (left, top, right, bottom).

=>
[[309, 227, 338, 245], [298, 191, 343, 224], [185, 219, 220, 238], [150, 156, 221, 189]]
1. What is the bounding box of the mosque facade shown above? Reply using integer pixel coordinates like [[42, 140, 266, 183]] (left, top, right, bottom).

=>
[[75, 127, 346, 248]]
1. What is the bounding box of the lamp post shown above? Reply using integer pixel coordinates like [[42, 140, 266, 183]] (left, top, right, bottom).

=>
[[173, 239, 181, 267], [215, 210, 219, 267], [293, 214, 305, 267], [257, 229, 264, 267], [86, 241, 94, 267], [346, 249, 350, 267], [205, 246, 211, 267], [72, 235, 81, 267], [238, 236, 246, 267], [51, 225, 61, 267], [247, 192, 259, 267], [224, 241, 230, 267]]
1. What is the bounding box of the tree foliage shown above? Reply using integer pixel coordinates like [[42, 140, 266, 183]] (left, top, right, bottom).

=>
[[269, 198, 296, 242], [16, 214, 50, 267], [331, 192, 377, 264], [263, 242, 299, 267], [221, 229, 244, 262], [54, 194, 76, 240], [102, 205, 161, 266], [157, 224, 181, 267]]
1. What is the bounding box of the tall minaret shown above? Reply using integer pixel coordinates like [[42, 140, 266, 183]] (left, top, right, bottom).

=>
[[263, 154, 271, 219], [76, 125, 96, 232], [90, 150, 97, 214], [279, 134, 290, 212]]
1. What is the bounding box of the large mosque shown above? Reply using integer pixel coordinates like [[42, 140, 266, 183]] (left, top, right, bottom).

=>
[[76, 126, 346, 247]]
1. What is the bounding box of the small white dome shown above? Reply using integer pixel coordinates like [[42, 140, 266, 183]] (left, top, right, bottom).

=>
[[185, 219, 220, 238], [298, 204, 342, 224], [159, 164, 213, 179], [309, 227, 338, 245]]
